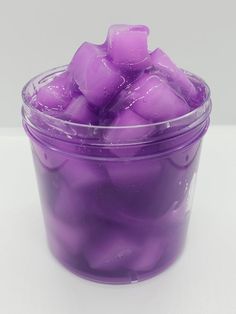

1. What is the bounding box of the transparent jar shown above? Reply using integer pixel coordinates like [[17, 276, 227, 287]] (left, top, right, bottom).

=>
[[22, 66, 212, 284]]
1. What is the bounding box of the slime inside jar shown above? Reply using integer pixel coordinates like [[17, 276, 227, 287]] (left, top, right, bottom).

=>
[[24, 24, 209, 284]]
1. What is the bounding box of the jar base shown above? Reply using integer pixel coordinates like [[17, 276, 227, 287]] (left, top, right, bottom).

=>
[[48, 242, 186, 285]]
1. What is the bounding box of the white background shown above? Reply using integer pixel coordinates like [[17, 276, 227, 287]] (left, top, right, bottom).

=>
[[0, 0, 235, 126]]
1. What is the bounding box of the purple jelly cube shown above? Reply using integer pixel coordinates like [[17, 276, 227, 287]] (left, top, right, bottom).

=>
[[46, 212, 86, 256], [84, 227, 138, 271], [31, 142, 65, 170], [63, 95, 98, 124], [151, 48, 197, 101], [169, 141, 201, 168], [86, 183, 124, 222], [160, 216, 190, 264], [104, 109, 155, 157], [130, 237, 163, 272], [151, 153, 198, 216], [32, 154, 63, 213], [104, 109, 154, 143], [128, 73, 190, 122], [156, 201, 187, 228], [88, 180, 150, 224], [69, 42, 126, 107], [106, 158, 162, 187], [107, 24, 151, 71], [59, 158, 107, 189], [36, 72, 76, 111], [53, 183, 87, 224], [87, 180, 160, 225]]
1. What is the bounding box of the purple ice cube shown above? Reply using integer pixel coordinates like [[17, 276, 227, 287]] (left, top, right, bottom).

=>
[[31, 142, 65, 170], [45, 212, 86, 256], [36, 72, 76, 111], [156, 201, 187, 228], [32, 154, 63, 214], [125, 73, 190, 122], [150, 159, 191, 215], [87, 179, 161, 225], [63, 95, 98, 124], [154, 142, 201, 213], [106, 157, 162, 187], [130, 237, 163, 272], [104, 109, 155, 157], [53, 183, 87, 224], [169, 141, 201, 168], [160, 212, 190, 264], [59, 158, 107, 189], [93, 158, 165, 223], [84, 227, 138, 271], [107, 24, 151, 71], [151, 48, 197, 101], [104, 108, 151, 142], [69, 42, 126, 107]]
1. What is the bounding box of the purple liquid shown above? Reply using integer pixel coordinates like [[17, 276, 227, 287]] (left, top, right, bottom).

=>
[[27, 129, 202, 284]]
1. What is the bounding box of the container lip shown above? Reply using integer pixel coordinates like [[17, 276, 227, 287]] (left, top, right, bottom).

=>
[[22, 65, 211, 132]]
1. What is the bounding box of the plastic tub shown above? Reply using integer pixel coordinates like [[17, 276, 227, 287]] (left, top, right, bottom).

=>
[[22, 66, 212, 284]]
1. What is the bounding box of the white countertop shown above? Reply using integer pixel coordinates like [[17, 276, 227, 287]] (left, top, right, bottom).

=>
[[0, 126, 236, 314]]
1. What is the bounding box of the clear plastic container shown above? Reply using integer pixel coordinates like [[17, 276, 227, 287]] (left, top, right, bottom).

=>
[[22, 66, 212, 284]]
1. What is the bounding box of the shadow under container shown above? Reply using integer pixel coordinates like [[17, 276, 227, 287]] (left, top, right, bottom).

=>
[[22, 66, 212, 284]]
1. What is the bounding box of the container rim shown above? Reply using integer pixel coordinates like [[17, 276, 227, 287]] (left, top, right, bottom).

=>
[[22, 65, 211, 133]]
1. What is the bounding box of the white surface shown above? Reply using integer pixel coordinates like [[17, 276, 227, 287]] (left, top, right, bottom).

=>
[[0, 126, 236, 314], [0, 0, 236, 127]]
